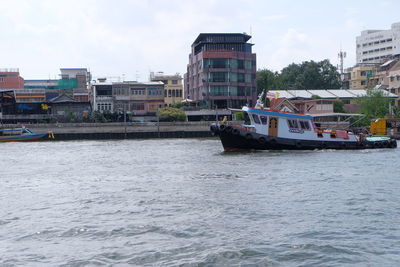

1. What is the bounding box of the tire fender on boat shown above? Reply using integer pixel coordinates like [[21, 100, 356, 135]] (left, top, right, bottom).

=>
[[269, 137, 277, 145], [382, 140, 389, 148], [295, 140, 303, 149], [390, 139, 397, 148], [225, 126, 232, 133], [376, 141, 383, 148], [321, 142, 328, 149], [232, 128, 240, 135], [245, 133, 253, 140], [258, 136, 266, 144], [219, 124, 226, 131]]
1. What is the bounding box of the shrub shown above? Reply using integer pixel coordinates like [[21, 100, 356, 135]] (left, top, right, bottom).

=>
[[158, 107, 187, 122]]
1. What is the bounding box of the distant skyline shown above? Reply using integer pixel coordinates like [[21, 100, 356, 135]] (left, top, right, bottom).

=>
[[0, 0, 398, 81]]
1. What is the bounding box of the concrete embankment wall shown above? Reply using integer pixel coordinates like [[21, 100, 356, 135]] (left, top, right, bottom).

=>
[[3, 122, 215, 140]]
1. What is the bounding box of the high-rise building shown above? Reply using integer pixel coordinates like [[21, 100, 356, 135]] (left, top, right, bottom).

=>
[[184, 33, 257, 109], [356, 22, 400, 64]]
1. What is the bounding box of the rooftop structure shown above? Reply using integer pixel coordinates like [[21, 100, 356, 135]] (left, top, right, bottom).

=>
[[356, 22, 400, 64]]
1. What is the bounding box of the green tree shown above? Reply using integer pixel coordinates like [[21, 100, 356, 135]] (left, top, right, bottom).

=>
[[256, 69, 284, 94], [333, 101, 345, 113], [280, 59, 341, 89], [356, 89, 391, 119], [158, 107, 187, 122]]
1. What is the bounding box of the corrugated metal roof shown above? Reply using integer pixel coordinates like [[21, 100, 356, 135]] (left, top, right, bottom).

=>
[[288, 90, 313, 98], [347, 89, 368, 97], [327, 90, 358, 98], [307, 90, 337, 98]]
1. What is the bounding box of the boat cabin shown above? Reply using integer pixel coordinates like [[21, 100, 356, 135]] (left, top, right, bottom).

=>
[[243, 106, 358, 142]]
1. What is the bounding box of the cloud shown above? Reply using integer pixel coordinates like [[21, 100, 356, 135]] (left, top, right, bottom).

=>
[[259, 28, 311, 71], [262, 14, 287, 21]]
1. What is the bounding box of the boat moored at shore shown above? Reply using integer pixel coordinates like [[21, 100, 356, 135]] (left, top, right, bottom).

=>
[[210, 105, 397, 151], [0, 128, 48, 142]]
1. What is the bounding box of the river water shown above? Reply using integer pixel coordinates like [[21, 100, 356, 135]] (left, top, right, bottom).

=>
[[0, 139, 399, 266]]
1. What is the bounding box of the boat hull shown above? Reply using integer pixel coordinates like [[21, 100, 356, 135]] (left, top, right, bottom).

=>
[[0, 133, 47, 142], [210, 124, 397, 151]]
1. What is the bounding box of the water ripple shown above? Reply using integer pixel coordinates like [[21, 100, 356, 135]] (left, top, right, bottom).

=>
[[0, 139, 400, 266]]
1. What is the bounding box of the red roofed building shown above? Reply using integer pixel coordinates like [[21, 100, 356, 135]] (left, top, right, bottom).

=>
[[0, 68, 24, 89]]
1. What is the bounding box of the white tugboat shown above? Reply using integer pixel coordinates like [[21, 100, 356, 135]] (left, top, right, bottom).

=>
[[210, 93, 397, 151]]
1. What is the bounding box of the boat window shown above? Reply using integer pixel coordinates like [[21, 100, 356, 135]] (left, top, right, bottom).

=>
[[299, 120, 311, 130], [260, 115, 268, 125], [287, 119, 299, 129], [252, 114, 261, 124]]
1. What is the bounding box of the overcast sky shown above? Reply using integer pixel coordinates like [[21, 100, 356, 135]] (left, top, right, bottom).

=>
[[0, 0, 398, 81]]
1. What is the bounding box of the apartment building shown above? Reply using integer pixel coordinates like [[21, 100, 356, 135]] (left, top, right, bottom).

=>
[[348, 64, 378, 89], [184, 33, 257, 109], [356, 22, 400, 64]]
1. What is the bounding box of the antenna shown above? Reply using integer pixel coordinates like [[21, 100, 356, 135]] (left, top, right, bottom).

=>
[[338, 48, 346, 76]]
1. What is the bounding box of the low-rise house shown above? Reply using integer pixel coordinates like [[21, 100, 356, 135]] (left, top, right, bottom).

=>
[[49, 94, 91, 117], [150, 72, 183, 106], [112, 81, 165, 116], [92, 79, 113, 112]]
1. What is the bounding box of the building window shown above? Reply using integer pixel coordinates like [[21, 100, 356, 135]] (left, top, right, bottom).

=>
[[132, 102, 145, 110], [132, 88, 145, 95], [210, 86, 228, 96], [0, 77, 4, 82], [172, 80, 178, 84], [148, 88, 160, 95]]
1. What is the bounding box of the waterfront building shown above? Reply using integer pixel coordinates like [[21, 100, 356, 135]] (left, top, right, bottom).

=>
[[92, 78, 113, 112], [356, 22, 400, 64], [59, 68, 91, 102], [150, 72, 183, 106], [184, 33, 257, 109], [112, 81, 165, 116], [0, 68, 24, 89], [48, 94, 91, 117]]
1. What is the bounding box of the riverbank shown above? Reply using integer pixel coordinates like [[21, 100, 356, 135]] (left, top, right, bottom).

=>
[[1, 121, 214, 141]]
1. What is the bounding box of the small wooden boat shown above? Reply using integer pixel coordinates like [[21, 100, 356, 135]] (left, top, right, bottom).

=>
[[0, 128, 47, 142]]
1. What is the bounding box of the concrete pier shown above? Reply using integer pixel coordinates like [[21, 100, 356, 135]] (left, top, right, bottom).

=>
[[2, 121, 214, 141]]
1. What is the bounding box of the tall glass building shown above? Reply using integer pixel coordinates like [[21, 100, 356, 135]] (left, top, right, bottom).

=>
[[184, 33, 257, 109]]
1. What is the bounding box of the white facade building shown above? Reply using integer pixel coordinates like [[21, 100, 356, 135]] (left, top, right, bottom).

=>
[[356, 22, 400, 64]]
